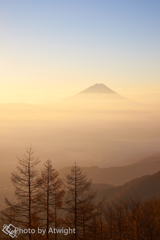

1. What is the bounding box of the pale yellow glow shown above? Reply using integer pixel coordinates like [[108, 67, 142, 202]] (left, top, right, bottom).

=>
[[1, 82, 160, 106]]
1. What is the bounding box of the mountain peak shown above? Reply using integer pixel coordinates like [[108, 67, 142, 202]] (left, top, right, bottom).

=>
[[78, 83, 117, 95]]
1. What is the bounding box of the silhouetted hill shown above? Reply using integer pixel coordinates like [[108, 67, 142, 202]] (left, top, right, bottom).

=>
[[134, 153, 160, 164], [92, 183, 115, 191], [59, 154, 160, 186], [96, 170, 160, 202]]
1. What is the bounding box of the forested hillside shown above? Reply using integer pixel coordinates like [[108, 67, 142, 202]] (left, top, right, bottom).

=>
[[1, 148, 160, 239]]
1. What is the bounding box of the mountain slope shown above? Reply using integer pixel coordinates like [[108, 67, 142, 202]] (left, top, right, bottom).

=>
[[78, 83, 118, 95], [58, 154, 160, 186], [74, 83, 126, 100], [96, 170, 160, 202], [62, 83, 141, 112]]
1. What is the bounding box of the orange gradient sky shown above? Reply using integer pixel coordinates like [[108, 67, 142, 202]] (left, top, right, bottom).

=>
[[0, 0, 160, 105]]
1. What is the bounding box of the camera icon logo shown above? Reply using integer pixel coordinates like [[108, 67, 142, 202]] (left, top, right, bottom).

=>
[[2, 224, 20, 238]]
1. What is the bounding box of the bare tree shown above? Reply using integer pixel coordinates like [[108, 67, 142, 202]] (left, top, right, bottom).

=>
[[4, 147, 41, 240], [37, 159, 65, 240], [64, 164, 97, 240]]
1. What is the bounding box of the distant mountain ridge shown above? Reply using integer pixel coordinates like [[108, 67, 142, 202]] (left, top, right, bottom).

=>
[[95, 170, 160, 202], [58, 153, 160, 186]]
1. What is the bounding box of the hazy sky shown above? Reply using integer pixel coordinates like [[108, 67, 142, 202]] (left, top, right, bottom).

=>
[[0, 0, 160, 103]]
